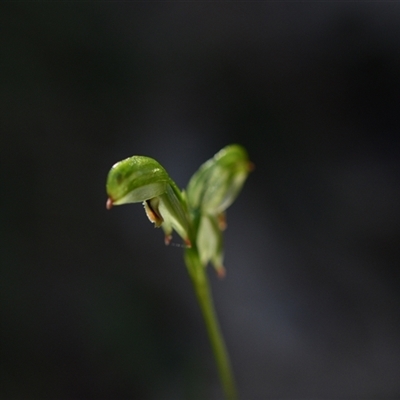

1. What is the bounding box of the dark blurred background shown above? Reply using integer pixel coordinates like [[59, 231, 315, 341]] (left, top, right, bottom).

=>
[[1, 3, 400, 399]]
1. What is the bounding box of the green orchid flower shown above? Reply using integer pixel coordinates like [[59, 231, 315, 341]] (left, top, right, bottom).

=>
[[106, 155, 191, 246], [105, 144, 252, 400], [186, 144, 253, 215], [186, 144, 253, 276]]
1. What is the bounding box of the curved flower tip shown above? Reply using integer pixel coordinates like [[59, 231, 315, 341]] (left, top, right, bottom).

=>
[[216, 265, 226, 279], [247, 161, 255, 172], [164, 234, 172, 246], [106, 198, 113, 210], [217, 213, 227, 231]]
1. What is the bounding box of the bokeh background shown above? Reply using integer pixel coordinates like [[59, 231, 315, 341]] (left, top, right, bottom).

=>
[[2, 3, 400, 399]]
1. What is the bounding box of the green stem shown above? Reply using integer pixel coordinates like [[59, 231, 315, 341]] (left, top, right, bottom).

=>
[[184, 247, 238, 400]]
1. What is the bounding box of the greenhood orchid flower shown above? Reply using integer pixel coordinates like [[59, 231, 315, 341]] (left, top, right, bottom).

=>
[[106, 144, 252, 400], [106, 155, 191, 247], [186, 144, 253, 276], [106, 144, 252, 275], [186, 144, 253, 216]]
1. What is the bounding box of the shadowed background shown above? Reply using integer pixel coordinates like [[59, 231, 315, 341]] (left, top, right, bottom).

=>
[[1, 3, 400, 399]]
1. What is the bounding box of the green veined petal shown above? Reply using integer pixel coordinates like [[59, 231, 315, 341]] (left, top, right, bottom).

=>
[[106, 155, 191, 246], [186, 144, 252, 215]]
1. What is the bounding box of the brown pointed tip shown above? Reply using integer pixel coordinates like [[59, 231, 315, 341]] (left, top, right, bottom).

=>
[[164, 235, 172, 246], [185, 238, 192, 248], [216, 266, 226, 279], [217, 213, 227, 231], [106, 198, 113, 210], [247, 161, 255, 172]]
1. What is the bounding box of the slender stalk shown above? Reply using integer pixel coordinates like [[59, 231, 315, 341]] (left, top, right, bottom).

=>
[[184, 247, 238, 400]]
